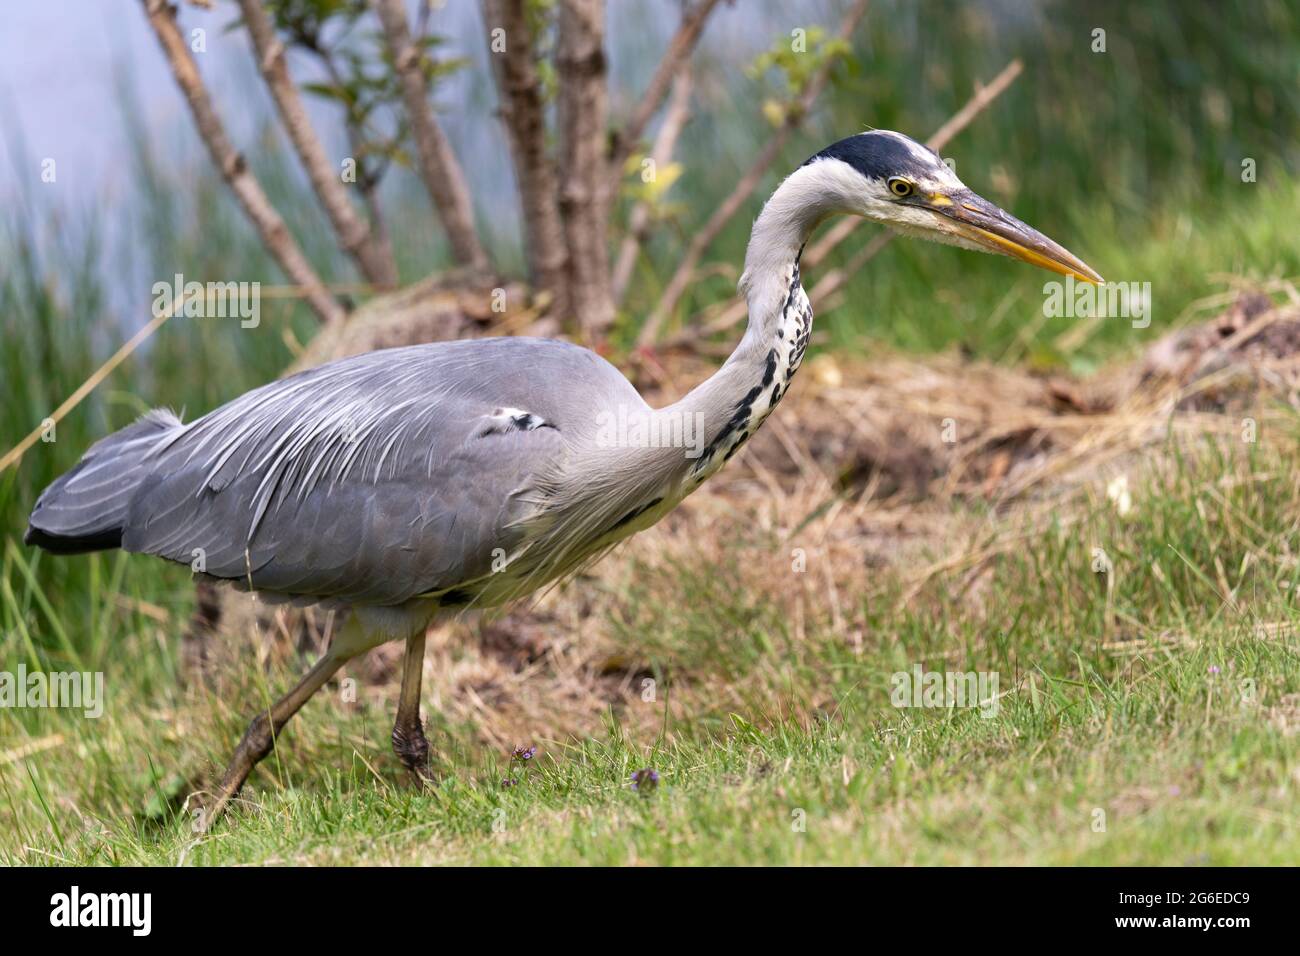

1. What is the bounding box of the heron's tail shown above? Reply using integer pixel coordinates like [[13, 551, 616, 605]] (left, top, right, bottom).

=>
[[25, 409, 183, 555]]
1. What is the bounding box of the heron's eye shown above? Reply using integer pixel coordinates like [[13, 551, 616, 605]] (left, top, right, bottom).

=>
[[888, 178, 914, 197]]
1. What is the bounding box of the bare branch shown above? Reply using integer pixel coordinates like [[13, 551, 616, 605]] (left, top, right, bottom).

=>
[[309, 45, 401, 285], [606, 0, 722, 188], [611, 65, 692, 304], [371, 0, 490, 273], [803, 231, 892, 313], [638, 0, 870, 346], [358, 180, 397, 284], [0, 289, 194, 474], [237, 0, 398, 289], [140, 0, 346, 327], [481, 0, 569, 315], [557, 0, 615, 337], [665, 58, 1025, 348]]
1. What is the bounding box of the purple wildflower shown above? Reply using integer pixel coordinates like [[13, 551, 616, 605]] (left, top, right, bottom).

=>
[[630, 768, 660, 793], [512, 746, 537, 761]]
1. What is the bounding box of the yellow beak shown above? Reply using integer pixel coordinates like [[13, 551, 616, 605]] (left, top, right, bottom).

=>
[[922, 189, 1104, 284]]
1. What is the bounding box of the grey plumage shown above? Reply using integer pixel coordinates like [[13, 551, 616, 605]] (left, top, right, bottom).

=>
[[28, 337, 650, 608], [25, 408, 182, 554]]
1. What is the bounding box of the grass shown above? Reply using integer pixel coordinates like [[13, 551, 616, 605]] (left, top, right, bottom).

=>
[[3, 412, 1298, 864]]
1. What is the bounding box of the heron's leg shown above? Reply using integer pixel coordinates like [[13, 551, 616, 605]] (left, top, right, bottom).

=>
[[391, 629, 432, 780], [203, 639, 358, 828]]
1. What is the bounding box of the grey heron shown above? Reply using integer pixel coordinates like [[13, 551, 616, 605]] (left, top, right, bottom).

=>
[[26, 130, 1102, 823]]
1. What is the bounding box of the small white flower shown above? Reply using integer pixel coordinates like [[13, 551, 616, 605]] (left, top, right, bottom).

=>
[[1106, 475, 1132, 516]]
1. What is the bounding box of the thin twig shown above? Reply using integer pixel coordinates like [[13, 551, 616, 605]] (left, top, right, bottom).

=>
[[0, 274, 414, 474], [606, 0, 723, 191], [237, 0, 398, 288], [140, 0, 346, 327], [371, 0, 490, 272], [639, 0, 870, 346], [612, 65, 693, 304], [0, 290, 193, 474], [310, 45, 400, 281]]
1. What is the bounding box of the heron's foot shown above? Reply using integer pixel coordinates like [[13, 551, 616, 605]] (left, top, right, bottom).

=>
[[391, 717, 434, 784], [200, 711, 276, 830]]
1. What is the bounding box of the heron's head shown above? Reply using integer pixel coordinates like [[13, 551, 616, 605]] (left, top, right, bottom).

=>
[[804, 129, 1102, 283]]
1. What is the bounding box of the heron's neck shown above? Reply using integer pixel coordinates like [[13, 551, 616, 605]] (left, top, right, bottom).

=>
[[666, 165, 834, 483]]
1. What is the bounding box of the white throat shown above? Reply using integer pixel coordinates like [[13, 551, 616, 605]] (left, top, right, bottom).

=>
[[733, 159, 863, 356]]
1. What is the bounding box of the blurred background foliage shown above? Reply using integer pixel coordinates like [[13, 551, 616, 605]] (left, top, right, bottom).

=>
[[657, 0, 1299, 359], [1, 0, 1298, 655]]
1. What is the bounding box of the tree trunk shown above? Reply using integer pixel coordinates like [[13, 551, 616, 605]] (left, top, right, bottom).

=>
[[482, 0, 571, 319], [556, 0, 615, 339]]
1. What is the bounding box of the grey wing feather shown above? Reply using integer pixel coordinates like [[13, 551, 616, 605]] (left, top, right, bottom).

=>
[[25, 409, 183, 553], [119, 337, 640, 606]]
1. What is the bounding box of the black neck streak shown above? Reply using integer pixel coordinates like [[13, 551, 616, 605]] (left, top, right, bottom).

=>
[[694, 250, 812, 473]]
